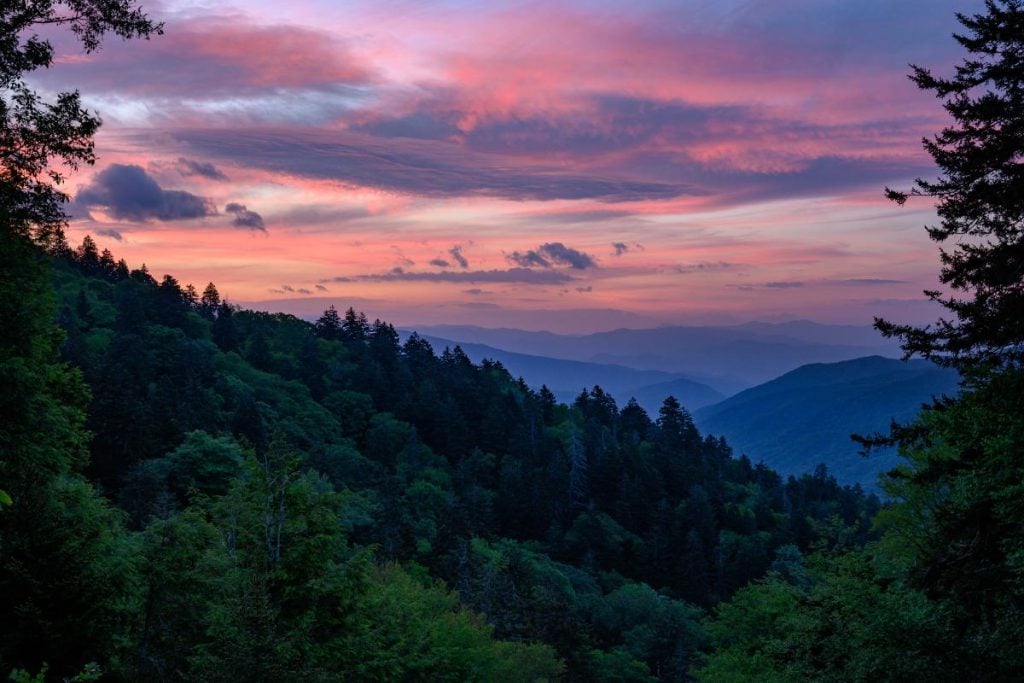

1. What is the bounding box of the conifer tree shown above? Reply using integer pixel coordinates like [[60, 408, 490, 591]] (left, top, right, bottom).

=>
[[879, 0, 1024, 373]]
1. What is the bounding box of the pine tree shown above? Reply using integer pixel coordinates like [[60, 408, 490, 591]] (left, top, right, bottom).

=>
[[879, 0, 1024, 374], [315, 305, 342, 341], [199, 282, 221, 319]]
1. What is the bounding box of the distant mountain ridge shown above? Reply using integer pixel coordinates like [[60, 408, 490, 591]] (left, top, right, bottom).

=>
[[414, 321, 903, 393], [694, 356, 960, 490]]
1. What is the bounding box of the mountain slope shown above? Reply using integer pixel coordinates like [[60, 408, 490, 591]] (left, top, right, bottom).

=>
[[694, 356, 960, 489]]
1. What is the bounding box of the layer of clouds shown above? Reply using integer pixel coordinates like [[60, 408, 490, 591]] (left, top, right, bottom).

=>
[[170, 129, 692, 202], [507, 242, 597, 270], [76, 164, 215, 221]]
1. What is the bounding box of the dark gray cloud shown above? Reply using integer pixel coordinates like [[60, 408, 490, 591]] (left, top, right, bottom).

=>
[[429, 258, 451, 268], [315, 284, 329, 291], [175, 157, 228, 180], [280, 284, 295, 292], [449, 245, 469, 268], [323, 268, 575, 285], [576, 286, 593, 293], [225, 203, 266, 231], [508, 242, 597, 270], [507, 249, 552, 269], [763, 281, 805, 289], [96, 228, 123, 241], [76, 164, 215, 221], [612, 242, 629, 256], [297, 288, 312, 294]]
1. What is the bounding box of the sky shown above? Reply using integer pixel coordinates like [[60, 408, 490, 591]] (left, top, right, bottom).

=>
[[41, 0, 977, 332]]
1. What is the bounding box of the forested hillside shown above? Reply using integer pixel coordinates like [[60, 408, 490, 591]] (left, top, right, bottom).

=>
[[695, 356, 960, 488], [0, 236, 878, 680]]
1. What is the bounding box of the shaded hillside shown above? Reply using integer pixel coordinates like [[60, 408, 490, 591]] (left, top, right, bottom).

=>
[[413, 333, 725, 412], [695, 356, 960, 489]]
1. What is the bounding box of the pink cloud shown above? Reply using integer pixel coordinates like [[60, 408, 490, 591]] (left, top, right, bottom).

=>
[[40, 14, 373, 99]]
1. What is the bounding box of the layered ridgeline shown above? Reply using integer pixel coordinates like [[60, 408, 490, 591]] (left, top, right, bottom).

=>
[[0, 235, 879, 681], [414, 321, 901, 395], [695, 357, 960, 489]]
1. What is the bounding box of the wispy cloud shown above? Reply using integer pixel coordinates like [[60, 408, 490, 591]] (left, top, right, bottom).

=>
[[449, 245, 469, 268], [96, 227, 124, 241], [174, 157, 228, 181], [676, 261, 735, 275]]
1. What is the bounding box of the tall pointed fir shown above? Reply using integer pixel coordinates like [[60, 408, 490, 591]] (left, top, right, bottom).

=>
[[879, 0, 1024, 375]]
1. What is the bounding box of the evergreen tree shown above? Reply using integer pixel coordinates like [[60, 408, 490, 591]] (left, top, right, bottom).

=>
[[76, 235, 100, 273], [315, 305, 342, 341], [199, 282, 221, 319], [879, 0, 1024, 373]]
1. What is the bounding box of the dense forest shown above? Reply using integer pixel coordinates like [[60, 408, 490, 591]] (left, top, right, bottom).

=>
[[2, 235, 878, 680], [3, 0, 1024, 681]]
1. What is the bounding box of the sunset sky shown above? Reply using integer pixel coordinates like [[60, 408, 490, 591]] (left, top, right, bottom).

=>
[[43, 0, 973, 332]]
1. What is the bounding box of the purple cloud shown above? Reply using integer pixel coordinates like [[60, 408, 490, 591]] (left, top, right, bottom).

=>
[[508, 242, 597, 270], [76, 164, 215, 221]]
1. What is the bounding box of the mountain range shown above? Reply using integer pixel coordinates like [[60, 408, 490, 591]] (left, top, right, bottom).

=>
[[413, 321, 902, 394]]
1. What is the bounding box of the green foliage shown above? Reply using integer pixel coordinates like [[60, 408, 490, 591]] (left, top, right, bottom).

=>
[[4, 237, 884, 680], [0, 234, 141, 678], [698, 553, 969, 682]]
